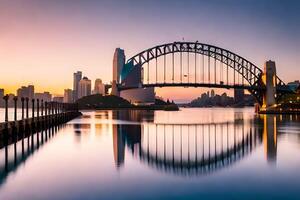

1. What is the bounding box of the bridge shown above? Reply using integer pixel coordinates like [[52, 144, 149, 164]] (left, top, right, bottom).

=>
[[111, 41, 292, 110]]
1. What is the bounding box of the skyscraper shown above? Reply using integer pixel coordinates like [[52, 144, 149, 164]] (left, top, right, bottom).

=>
[[93, 79, 105, 95], [64, 89, 73, 103], [113, 48, 125, 83], [73, 71, 82, 101], [78, 77, 91, 99]]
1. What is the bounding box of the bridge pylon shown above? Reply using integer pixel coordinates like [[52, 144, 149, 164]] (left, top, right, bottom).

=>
[[261, 60, 277, 110]]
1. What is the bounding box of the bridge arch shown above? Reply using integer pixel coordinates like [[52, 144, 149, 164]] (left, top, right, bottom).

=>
[[120, 42, 287, 105]]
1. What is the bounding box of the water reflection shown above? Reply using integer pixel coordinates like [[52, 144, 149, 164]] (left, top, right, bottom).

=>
[[108, 110, 299, 176], [0, 125, 62, 186]]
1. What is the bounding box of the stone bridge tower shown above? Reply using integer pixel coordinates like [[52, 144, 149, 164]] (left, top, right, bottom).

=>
[[262, 60, 277, 110]]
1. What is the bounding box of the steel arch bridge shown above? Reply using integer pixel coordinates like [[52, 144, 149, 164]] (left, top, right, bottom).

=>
[[118, 41, 290, 105]]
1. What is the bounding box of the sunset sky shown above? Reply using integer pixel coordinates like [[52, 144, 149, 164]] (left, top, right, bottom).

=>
[[0, 0, 299, 102]]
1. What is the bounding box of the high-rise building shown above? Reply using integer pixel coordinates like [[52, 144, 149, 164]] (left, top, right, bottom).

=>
[[78, 77, 91, 99], [73, 71, 82, 101], [64, 89, 73, 103], [113, 48, 125, 83], [0, 88, 4, 107], [93, 79, 105, 95]]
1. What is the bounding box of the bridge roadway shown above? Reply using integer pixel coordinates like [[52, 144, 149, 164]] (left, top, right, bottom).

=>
[[117, 82, 290, 93]]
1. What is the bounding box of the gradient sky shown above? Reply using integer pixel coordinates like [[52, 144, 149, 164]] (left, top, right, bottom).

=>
[[0, 0, 299, 101]]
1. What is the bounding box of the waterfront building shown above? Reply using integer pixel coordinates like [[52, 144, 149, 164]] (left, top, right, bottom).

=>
[[78, 77, 91, 99], [17, 86, 29, 98], [73, 71, 82, 101], [287, 80, 300, 92], [35, 92, 52, 102], [53, 96, 64, 103], [64, 89, 73, 103], [28, 85, 34, 99], [93, 79, 105, 95]]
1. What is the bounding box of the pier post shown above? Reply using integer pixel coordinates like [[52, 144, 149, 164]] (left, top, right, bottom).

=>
[[37, 99, 40, 119], [26, 98, 29, 118], [21, 97, 25, 120], [13, 97, 18, 121], [32, 99, 35, 133], [21, 97, 25, 136], [3, 95, 9, 122], [32, 99, 35, 119], [41, 100, 44, 116], [13, 96, 18, 141]]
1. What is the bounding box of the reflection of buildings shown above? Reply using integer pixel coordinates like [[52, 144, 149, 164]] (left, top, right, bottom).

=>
[[112, 124, 142, 168], [263, 115, 277, 164], [113, 125, 125, 168]]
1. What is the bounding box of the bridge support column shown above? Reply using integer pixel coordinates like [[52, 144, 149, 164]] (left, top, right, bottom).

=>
[[111, 80, 120, 97], [262, 60, 277, 110]]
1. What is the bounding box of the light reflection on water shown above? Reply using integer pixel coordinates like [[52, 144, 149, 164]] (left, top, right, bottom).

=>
[[0, 108, 300, 200]]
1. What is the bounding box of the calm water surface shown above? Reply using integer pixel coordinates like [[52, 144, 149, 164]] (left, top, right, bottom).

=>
[[0, 108, 300, 200]]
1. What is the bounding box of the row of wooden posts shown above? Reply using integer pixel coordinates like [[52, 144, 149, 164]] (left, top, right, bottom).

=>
[[1, 95, 81, 147], [2, 94, 78, 123]]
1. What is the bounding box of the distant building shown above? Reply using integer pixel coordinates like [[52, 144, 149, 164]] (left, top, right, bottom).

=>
[[0, 88, 4, 107], [287, 80, 300, 93], [64, 89, 73, 103], [73, 71, 82, 101], [35, 92, 52, 102], [28, 85, 34, 99], [78, 77, 91, 99], [16, 85, 34, 99], [8, 93, 15, 107], [93, 79, 105, 95], [53, 96, 63, 103], [234, 88, 244, 103], [17, 86, 29, 98], [113, 48, 125, 83]]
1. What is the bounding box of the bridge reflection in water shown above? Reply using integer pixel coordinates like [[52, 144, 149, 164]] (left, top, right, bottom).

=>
[[112, 111, 284, 176]]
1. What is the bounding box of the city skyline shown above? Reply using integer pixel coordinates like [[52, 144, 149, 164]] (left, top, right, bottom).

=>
[[0, 0, 299, 101]]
